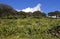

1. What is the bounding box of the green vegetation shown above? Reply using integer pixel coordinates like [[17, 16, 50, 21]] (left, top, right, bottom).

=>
[[0, 4, 60, 39], [0, 18, 60, 39]]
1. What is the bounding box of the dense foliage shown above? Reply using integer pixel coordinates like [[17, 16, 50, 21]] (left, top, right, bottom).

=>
[[0, 4, 60, 19], [0, 18, 60, 39], [48, 11, 60, 18], [0, 4, 60, 39]]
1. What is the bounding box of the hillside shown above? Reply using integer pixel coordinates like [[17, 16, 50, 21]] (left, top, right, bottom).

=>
[[0, 18, 60, 39], [0, 4, 60, 39]]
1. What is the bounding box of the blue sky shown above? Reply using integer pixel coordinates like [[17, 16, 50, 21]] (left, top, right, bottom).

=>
[[0, 0, 60, 14]]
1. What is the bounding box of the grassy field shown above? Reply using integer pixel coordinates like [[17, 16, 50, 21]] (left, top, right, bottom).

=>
[[0, 17, 60, 39]]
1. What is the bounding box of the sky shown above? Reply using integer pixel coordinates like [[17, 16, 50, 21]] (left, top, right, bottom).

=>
[[0, 0, 60, 14]]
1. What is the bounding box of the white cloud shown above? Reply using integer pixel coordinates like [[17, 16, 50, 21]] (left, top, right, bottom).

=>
[[16, 3, 41, 12], [16, 9, 21, 12]]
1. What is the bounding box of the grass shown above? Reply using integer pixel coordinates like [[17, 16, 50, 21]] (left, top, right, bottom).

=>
[[0, 17, 60, 39]]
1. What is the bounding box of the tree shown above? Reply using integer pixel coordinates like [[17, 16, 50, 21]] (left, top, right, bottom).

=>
[[48, 11, 60, 18], [17, 11, 27, 18], [32, 11, 46, 18], [0, 4, 16, 18], [25, 12, 32, 17]]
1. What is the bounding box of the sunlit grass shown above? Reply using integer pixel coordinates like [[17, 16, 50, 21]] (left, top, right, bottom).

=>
[[0, 18, 60, 39]]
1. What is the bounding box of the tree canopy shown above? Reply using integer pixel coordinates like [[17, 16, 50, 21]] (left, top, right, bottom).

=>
[[48, 11, 60, 18], [0, 4, 60, 19]]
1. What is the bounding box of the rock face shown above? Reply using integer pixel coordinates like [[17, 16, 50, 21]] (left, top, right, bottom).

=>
[[46, 26, 60, 37]]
